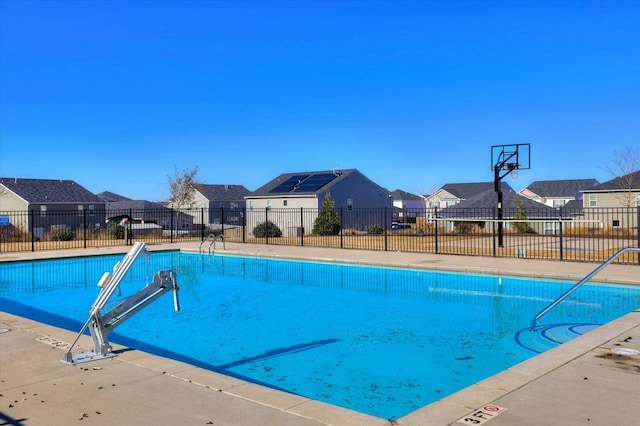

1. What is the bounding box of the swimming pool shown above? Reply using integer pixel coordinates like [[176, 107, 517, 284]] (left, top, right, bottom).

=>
[[1, 251, 639, 420]]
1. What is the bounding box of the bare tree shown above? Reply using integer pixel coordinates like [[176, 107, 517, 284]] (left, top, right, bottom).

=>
[[167, 165, 202, 209], [605, 146, 640, 207]]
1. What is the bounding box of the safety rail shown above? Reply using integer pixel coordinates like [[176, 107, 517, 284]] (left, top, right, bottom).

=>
[[199, 233, 225, 255], [530, 247, 640, 331]]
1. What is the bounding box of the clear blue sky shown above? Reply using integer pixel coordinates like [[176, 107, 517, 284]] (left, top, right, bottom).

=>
[[1, 0, 638, 201]]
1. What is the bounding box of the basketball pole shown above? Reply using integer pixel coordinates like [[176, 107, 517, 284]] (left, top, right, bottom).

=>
[[494, 165, 504, 247]]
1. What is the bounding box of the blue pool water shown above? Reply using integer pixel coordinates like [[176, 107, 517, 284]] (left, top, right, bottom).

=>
[[1, 251, 639, 420]]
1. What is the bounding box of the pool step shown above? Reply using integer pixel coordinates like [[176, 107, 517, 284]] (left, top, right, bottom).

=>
[[514, 323, 600, 353]]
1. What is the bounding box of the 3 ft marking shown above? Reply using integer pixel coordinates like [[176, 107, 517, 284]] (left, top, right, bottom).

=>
[[457, 404, 507, 424]]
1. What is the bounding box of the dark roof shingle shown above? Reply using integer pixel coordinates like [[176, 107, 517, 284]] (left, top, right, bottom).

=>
[[525, 179, 598, 198], [0, 177, 104, 204]]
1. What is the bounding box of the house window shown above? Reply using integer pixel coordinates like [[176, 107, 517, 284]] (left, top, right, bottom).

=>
[[544, 221, 560, 235], [230, 202, 238, 210], [78, 205, 83, 216], [589, 194, 597, 207], [88, 205, 94, 216], [283, 200, 288, 206], [266, 200, 272, 210], [553, 199, 565, 208], [347, 198, 353, 211], [249, 200, 254, 210], [40, 205, 47, 217], [636, 195, 640, 207]]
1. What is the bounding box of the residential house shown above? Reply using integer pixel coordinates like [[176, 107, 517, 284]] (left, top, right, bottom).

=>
[[0, 177, 106, 237], [580, 171, 640, 209], [100, 195, 195, 234], [438, 188, 560, 234], [425, 182, 514, 209], [389, 189, 425, 225], [246, 169, 391, 236], [579, 171, 640, 231], [191, 184, 252, 228], [518, 178, 598, 208]]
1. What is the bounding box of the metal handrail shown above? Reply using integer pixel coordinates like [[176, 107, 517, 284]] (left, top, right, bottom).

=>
[[530, 247, 640, 331], [199, 233, 225, 255], [212, 234, 225, 252], [199, 234, 215, 253]]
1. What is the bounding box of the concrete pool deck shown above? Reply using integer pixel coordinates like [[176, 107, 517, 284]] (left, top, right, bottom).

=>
[[1, 242, 639, 425]]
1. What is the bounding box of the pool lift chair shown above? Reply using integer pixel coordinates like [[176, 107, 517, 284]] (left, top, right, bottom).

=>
[[62, 242, 180, 365]]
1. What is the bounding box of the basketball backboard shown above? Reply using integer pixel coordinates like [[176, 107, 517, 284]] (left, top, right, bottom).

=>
[[491, 143, 530, 171]]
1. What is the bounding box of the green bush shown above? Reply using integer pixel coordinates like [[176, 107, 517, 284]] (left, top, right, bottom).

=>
[[366, 224, 384, 235], [107, 222, 126, 239], [253, 220, 282, 238], [50, 226, 75, 241]]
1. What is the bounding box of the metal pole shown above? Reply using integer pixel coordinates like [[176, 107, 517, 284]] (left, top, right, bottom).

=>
[[300, 207, 304, 247], [434, 207, 439, 254], [384, 207, 388, 251], [83, 209, 87, 249], [31, 209, 35, 252], [558, 208, 563, 261], [495, 166, 504, 247]]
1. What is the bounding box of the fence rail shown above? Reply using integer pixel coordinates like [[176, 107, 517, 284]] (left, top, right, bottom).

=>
[[0, 206, 638, 265]]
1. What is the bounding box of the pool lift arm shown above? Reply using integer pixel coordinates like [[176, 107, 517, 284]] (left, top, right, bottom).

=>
[[62, 242, 180, 364]]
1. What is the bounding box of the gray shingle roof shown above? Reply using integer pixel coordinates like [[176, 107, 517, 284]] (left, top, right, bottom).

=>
[[525, 179, 598, 198], [390, 189, 422, 201], [439, 189, 558, 219], [0, 177, 104, 204], [441, 182, 514, 199], [198, 184, 251, 201], [97, 191, 132, 203], [584, 171, 640, 192]]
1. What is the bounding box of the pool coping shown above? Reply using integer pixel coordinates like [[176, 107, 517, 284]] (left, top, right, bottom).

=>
[[2, 242, 639, 425]]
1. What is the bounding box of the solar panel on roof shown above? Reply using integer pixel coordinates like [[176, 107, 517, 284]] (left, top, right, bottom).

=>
[[269, 174, 309, 193], [293, 173, 337, 192]]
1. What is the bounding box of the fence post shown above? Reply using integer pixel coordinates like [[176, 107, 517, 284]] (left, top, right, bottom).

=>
[[83, 209, 87, 249], [558, 208, 563, 261], [201, 208, 205, 241], [242, 207, 246, 243], [300, 207, 304, 247], [384, 207, 388, 251], [434, 207, 439, 254], [31, 209, 35, 252], [637, 207, 640, 265], [265, 208, 269, 245], [492, 207, 497, 257], [221, 207, 225, 238], [170, 208, 174, 244], [340, 208, 343, 249]]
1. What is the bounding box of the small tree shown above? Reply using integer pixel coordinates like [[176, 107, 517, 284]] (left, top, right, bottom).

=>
[[313, 191, 341, 236], [167, 165, 202, 209], [511, 200, 533, 233], [605, 146, 640, 207], [253, 220, 282, 238]]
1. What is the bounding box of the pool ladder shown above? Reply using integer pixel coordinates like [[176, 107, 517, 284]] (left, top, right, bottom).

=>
[[530, 247, 640, 331], [200, 233, 225, 255]]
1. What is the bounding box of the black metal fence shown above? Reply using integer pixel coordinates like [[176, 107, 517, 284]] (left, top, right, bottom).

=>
[[1, 207, 638, 264]]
